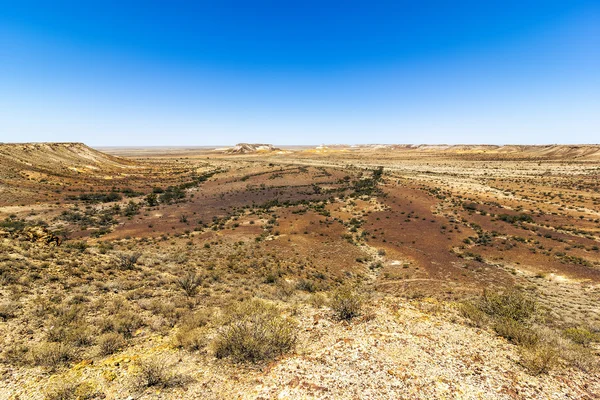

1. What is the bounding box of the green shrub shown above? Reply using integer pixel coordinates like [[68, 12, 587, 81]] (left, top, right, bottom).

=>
[[478, 288, 536, 323], [563, 326, 598, 347], [492, 317, 539, 347], [213, 299, 297, 362]]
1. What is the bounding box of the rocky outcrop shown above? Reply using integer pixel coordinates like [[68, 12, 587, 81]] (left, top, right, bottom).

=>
[[19, 226, 62, 246]]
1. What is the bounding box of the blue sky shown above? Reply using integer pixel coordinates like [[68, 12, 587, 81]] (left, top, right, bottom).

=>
[[0, 1, 598, 146]]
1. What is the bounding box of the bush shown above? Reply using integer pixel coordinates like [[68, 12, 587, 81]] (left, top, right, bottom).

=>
[[31, 342, 75, 368], [100, 310, 144, 338], [492, 317, 539, 347], [173, 310, 211, 351], [44, 377, 100, 400], [520, 344, 559, 375], [213, 299, 297, 363], [330, 286, 363, 320], [563, 326, 598, 347], [176, 271, 202, 297], [0, 302, 18, 321], [134, 355, 188, 389], [98, 333, 127, 356], [296, 279, 317, 293], [560, 343, 598, 372], [116, 252, 141, 270], [478, 288, 536, 323], [498, 213, 534, 224], [458, 302, 488, 328]]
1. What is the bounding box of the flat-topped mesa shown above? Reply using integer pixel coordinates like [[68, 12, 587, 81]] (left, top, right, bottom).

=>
[[321, 144, 600, 160], [223, 143, 282, 154]]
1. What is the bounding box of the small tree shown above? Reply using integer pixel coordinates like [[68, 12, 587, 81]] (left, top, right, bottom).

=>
[[146, 193, 158, 207]]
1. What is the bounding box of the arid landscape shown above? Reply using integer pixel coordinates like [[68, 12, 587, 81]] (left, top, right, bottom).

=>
[[0, 142, 599, 399]]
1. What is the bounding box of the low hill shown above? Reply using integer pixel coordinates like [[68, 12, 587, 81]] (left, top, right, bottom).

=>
[[222, 143, 282, 154], [0, 142, 138, 206], [0, 142, 135, 179]]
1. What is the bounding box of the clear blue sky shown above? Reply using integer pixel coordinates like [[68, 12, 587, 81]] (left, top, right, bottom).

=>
[[0, 1, 598, 146]]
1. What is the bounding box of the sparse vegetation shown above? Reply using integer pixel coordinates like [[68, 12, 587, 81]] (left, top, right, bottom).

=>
[[1, 143, 599, 397]]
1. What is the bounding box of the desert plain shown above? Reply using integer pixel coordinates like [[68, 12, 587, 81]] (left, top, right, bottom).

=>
[[0, 142, 599, 399]]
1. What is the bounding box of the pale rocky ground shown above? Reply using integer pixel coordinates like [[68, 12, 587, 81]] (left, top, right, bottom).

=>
[[3, 298, 598, 400]]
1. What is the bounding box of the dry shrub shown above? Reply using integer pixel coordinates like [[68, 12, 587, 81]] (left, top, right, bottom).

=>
[[66, 325, 95, 347], [212, 299, 297, 362], [100, 310, 144, 338], [173, 328, 207, 351], [97, 332, 127, 356], [275, 280, 296, 299], [520, 344, 559, 375], [559, 343, 598, 372], [537, 327, 597, 372], [116, 252, 141, 270], [296, 279, 318, 293], [172, 310, 211, 351], [31, 342, 75, 368], [331, 286, 363, 320], [47, 321, 94, 347], [0, 301, 18, 321], [459, 288, 575, 375], [308, 293, 328, 309], [2, 342, 29, 365], [176, 271, 202, 297], [133, 355, 189, 389], [44, 377, 101, 400], [459, 302, 488, 328], [139, 299, 184, 327], [461, 288, 538, 344]]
